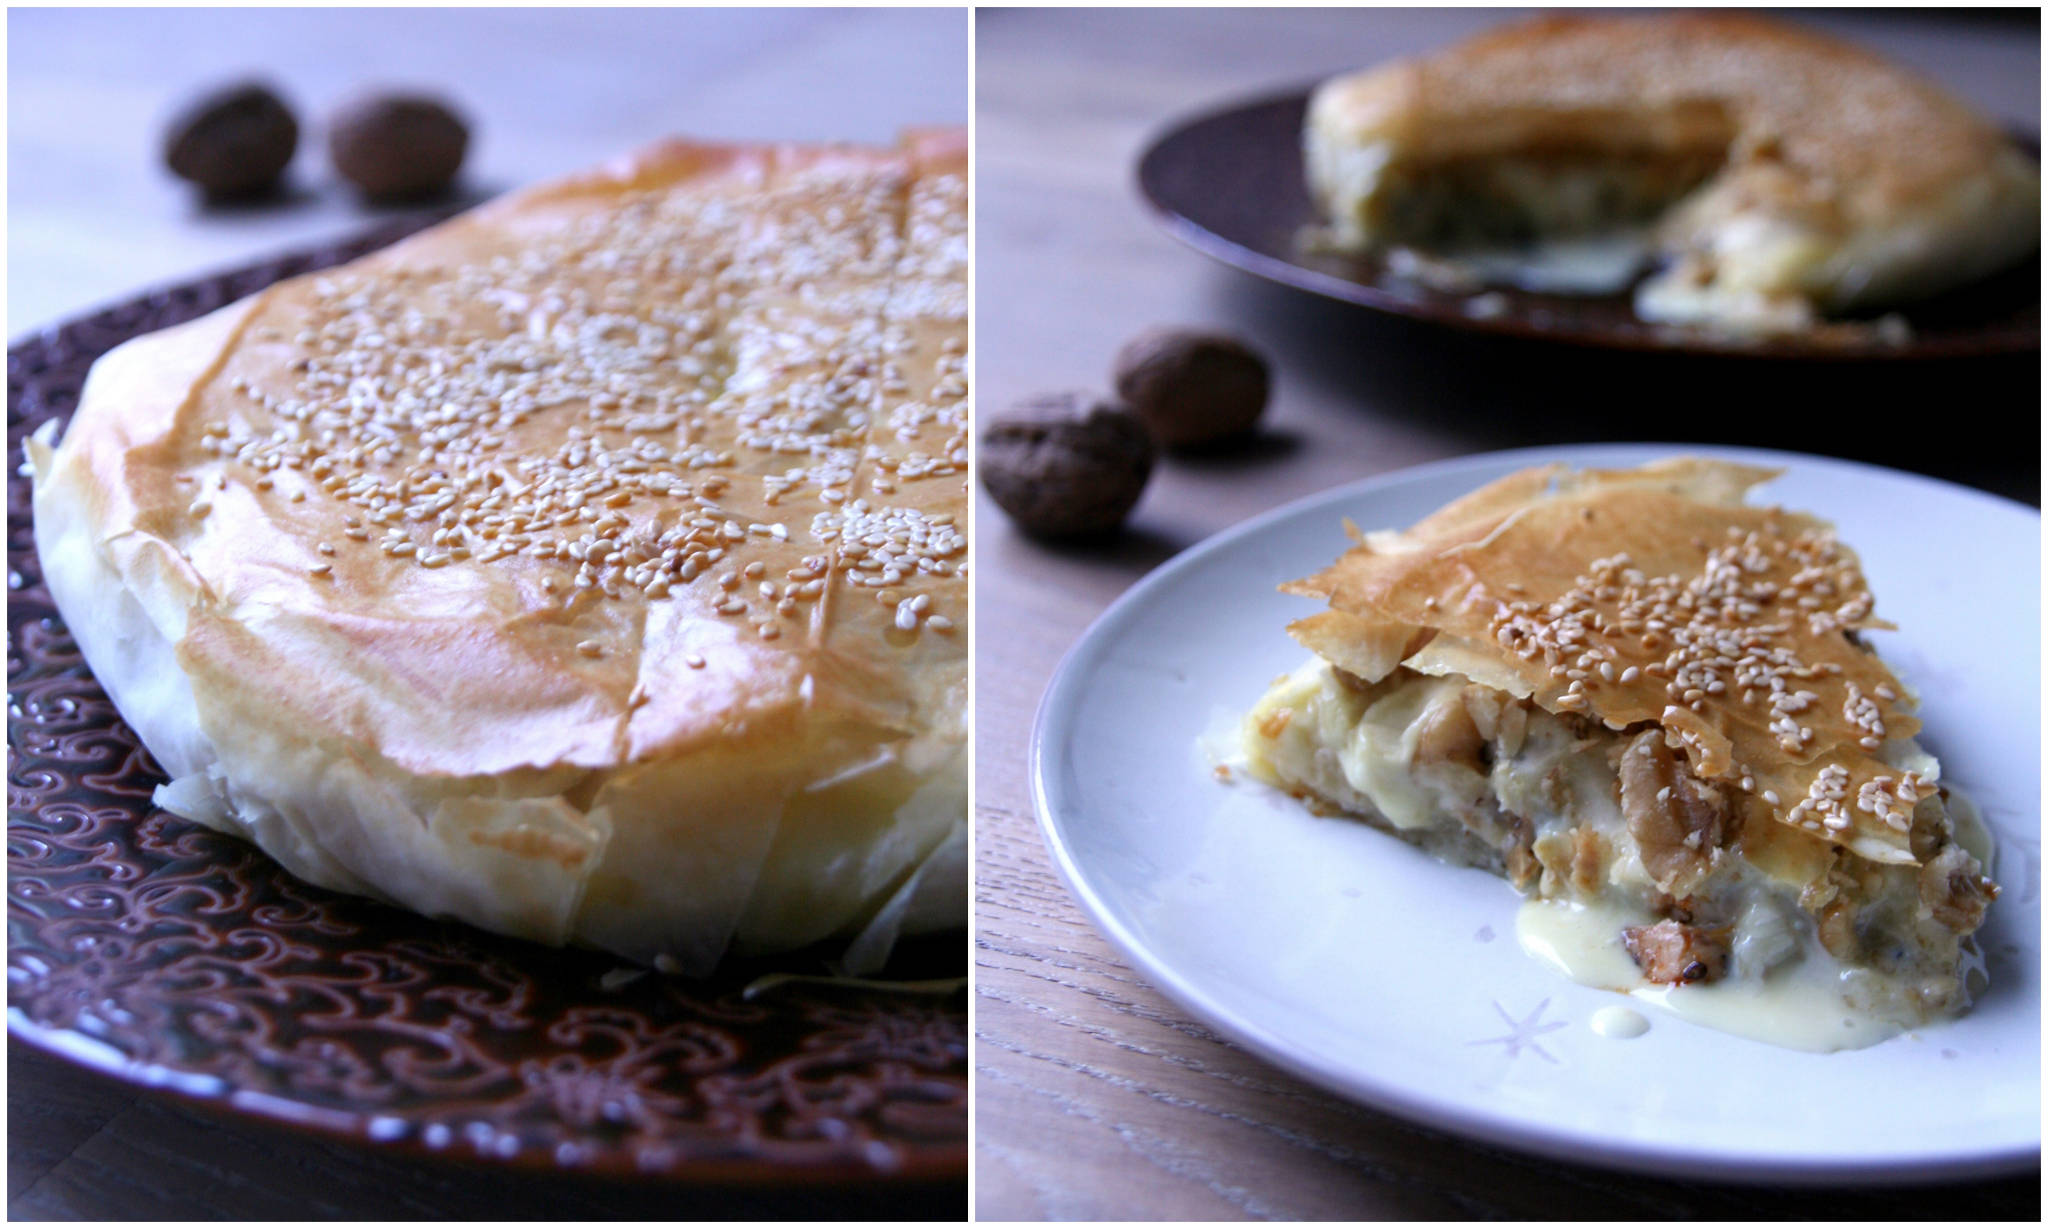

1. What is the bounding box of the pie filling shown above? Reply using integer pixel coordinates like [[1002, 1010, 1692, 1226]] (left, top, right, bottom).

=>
[[1243, 657, 1996, 1051], [1359, 150, 1727, 250], [1331, 149, 1858, 335], [1310, 119, 1921, 334]]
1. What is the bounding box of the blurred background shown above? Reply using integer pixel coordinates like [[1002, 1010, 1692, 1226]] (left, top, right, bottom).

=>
[[978, 5, 2039, 505], [7, 6, 967, 335]]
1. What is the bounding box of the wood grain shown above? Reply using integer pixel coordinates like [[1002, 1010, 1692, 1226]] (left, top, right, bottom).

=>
[[972, 7, 2040, 1219], [8, 6, 966, 334]]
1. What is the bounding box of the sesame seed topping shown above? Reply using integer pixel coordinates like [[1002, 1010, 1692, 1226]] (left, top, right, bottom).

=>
[[1461, 516, 1923, 846], [176, 145, 964, 703]]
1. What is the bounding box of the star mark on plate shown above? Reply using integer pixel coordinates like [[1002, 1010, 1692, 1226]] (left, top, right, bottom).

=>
[[1469, 998, 1567, 1063]]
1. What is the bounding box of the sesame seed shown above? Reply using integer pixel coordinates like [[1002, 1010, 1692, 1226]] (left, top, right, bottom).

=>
[[172, 151, 964, 677], [1466, 525, 1921, 842], [576, 640, 603, 658]]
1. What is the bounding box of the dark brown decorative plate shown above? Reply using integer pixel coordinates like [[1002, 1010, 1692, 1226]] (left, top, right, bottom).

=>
[[1135, 90, 2041, 360], [6, 217, 967, 1187]]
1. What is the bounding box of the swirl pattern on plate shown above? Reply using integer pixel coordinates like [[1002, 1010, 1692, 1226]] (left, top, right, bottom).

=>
[[6, 216, 967, 1183]]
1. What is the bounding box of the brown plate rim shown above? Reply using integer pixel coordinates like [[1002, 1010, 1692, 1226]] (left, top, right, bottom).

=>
[[7, 214, 968, 1189], [1133, 86, 2042, 362]]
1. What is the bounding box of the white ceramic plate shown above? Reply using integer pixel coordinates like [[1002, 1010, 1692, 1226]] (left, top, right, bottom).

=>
[[1031, 444, 2041, 1184]]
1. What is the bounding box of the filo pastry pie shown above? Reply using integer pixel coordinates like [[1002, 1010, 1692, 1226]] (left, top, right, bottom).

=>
[[1304, 14, 2041, 333], [1242, 459, 1997, 1049], [29, 131, 969, 975]]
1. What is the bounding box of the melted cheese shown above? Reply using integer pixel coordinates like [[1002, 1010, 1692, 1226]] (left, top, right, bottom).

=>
[[1589, 1005, 1650, 1038], [1243, 659, 1995, 1052], [1516, 896, 1964, 1052], [1391, 229, 1656, 296]]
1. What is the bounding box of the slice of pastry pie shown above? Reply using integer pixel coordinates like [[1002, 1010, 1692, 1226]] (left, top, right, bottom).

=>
[[29, 131, 968, 976], [1242, 458, 1997, 1048], [1303, 14, 2041, 333]]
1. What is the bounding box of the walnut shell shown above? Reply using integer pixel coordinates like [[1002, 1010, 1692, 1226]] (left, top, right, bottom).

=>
[[1112, 327, 1270, 448], [329, 93, 470, 201], [163, 82, 299, 199], [980, 392, 1155, 538]]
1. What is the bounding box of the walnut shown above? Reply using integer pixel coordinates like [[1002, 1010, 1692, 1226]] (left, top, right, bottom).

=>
[[1623, 919, 1730, 984], [163, 82, 298, 199], [1410, 686, 1484, 770], [1112, 327, 1270, 449], [329, 93, 470, 200], [1919, 843, 1996, 933], [1502, 813, 1540, 892], [1618, 729, 1731, 897], [979, 392, 1154, 538], [1568, 826, 1606, 896]]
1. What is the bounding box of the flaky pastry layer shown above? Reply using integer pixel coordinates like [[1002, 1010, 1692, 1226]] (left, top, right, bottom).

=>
[[1248, 458, 1999, 1033], [30, 131, 969, 974], [1284, 458, 1946, 865], [1305, 14, 2040, 329]]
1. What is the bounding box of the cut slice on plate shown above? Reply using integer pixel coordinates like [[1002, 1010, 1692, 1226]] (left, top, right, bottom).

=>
[[1303, 14, 2042, 334], [1242, 457, 1997, 1050]]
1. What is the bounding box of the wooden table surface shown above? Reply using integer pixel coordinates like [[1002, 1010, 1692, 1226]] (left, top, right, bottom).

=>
[[7, 5, 967, 334], [972, 7, 2040, 1219], [7, 7, 965, 1220]]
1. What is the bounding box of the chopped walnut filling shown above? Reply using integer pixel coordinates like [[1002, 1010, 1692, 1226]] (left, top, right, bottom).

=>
[[1244, 656, 1995, 1026], [1412, 684, 1485, 768], [1252, 461, 2004, 1039], [1920, 843, 1998, 932], [1617, 727, 1732, 897], [1623, 918, 1731, 984]]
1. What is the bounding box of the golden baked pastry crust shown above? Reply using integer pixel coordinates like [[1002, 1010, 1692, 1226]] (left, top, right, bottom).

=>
[[1246, 459, 1998, 1037], [1281, 458, 1931, 866], [30, 131, 968, 973], [1314, 14, 2008, 214], [1306, 14, 2041, 325]]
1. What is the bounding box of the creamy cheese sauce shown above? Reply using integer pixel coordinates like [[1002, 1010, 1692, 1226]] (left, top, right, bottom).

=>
[[1244, 660, 1997, 1054], [1518, 896, 1914, 1052], [1431, 229, 1656, 295], [1589, 1006, 1650, 1039]]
